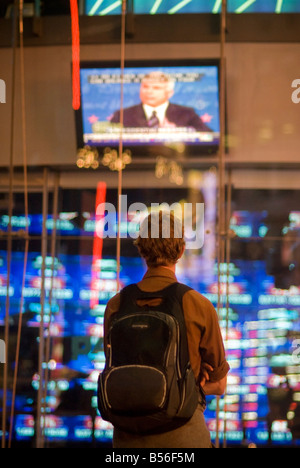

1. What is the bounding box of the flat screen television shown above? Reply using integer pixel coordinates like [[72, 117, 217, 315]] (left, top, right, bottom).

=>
[[75, 59, 221, 157]]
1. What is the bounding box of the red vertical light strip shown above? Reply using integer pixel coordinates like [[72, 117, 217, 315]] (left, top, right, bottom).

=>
[[91, 182, 107, 309], [70, 0, 81, 110]]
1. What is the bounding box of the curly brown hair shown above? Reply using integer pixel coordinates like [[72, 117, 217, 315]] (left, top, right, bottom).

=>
[[134, 210, 185, 267]]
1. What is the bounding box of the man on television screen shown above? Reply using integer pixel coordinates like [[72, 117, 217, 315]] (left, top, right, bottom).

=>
[[109, 71, 212, 132]]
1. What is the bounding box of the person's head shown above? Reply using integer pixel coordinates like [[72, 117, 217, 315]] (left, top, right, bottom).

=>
[[140, 72, 175, 108], [134, 210, 185, 268]]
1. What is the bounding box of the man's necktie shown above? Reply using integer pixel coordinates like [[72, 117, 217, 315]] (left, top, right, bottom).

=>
[[148, 111, 160, 128]]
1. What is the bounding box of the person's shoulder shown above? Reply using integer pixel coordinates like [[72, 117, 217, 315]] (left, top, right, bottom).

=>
[[182, 287, 216, 311]]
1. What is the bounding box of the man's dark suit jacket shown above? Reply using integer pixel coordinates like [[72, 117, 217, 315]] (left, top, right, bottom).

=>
[[110, 103, 212, 132]]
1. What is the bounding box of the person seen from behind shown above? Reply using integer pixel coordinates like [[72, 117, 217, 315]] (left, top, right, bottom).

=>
[[103, 210, 230, 448]]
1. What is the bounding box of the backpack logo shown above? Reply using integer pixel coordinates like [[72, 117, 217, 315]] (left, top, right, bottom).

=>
[[131, 323, 149, 329]]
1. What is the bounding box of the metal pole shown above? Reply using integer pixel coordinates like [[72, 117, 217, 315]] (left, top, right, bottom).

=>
[[42, 172, 60, 447], [36, 167, 49, 449], [223, 169, 232, 449], [116, 0, 127, 292], [216, 0, 227, 448], [8, 0, 30, 447], [1, 0, 18, 449]]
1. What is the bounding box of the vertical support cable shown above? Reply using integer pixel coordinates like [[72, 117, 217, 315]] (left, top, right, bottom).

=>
[[42, 172, 60, 447], [1, 0, 18, 449], [223, 169, 232, 449], [8, 0, 30, 448], [217, 0, 227, 260], [116, 0, 127, 292], [36, 168, 49, 449], [216, 0, 227, 448]]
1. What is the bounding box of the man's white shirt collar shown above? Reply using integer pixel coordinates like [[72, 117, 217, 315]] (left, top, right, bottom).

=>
[[143, 102, 169, 124]]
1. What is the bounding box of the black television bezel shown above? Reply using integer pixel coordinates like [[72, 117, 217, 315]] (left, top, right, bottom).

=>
[[74, 58, 224, 159]]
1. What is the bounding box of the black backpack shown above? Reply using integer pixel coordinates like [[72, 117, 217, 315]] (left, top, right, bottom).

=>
[[97, 282, 200, 435]]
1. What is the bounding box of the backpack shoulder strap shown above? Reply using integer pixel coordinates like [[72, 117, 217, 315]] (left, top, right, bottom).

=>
[[119, 283, 143, 311], [120, 282, 192, 304], [172, 282, 193, 306]]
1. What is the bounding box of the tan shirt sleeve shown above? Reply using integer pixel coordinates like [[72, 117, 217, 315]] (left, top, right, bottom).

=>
[[183, 290, 230, 383]]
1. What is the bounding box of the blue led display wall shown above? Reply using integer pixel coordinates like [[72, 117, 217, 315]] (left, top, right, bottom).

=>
[[1, 185, 300, 447], [85, 0, 300, 16]]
